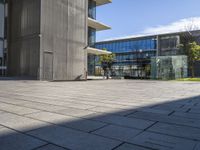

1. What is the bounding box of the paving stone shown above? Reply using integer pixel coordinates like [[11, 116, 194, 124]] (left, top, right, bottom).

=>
[[148, 122, 200, 140], [0, 102, 40, 115], [93, 125, 142, 142], [20, 101, 66, 112], [20, 98, 96, 110], [0, 125, 4, 129], [0, 97, 28, 105], [172, 112, 200, 120], [61, 102, 96, 109], [152, 104, 189, 112], [35, 144, 67, 150], [88, 106, 136, 116], [115, 143, 151, 150], [0, 127, 46, 150], [0, 112, 49, 132], [91, 114, 155, 130], [0, 80, 200, 150], [189, 108, 200, 114], [194, 143, 200, 150], [62, 119, 107, 132], [129, 131, 197, 150], [139, 108, 172, 115], [26, 111, 74, 122], [74, 100, 129, 109], [27, 125, 121, 150], [26, 111, 106, 132], [55, 107, 96, 117], [129, 111, 200, 128]]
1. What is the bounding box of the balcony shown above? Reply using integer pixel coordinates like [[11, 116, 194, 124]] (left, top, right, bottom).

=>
[[94, 0, 112, 6], [88, 18, 111, 31], [86, 47, 112, 55]]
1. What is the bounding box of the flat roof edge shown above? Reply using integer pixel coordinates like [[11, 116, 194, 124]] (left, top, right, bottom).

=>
[[96, 30, 200, 44]]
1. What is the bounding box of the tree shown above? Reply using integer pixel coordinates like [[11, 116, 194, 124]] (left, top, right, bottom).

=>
[[178, 22, 200, 78], [179, 42, 200, 78], [98, 49, 115, 79], [187, 42, 200, 77]]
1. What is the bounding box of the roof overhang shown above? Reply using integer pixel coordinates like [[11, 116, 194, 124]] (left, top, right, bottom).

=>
[[88, 18, 111, 31], [86, 47, 112, 55], [94, 0, 112, 6]]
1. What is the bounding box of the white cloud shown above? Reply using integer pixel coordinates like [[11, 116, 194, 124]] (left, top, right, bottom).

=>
[[101, 17, 200, 42], [142, 17, 200, 35]]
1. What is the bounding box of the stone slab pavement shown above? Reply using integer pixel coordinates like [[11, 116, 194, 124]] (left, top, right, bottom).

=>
[[0, 80, 200, 150]]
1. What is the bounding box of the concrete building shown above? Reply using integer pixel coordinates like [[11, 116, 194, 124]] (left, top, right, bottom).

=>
[[95, 31, 200, 79], [0, 0, 111, 80]]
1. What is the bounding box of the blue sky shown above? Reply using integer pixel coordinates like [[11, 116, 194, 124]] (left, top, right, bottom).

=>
[[96, 0, 200, 41]]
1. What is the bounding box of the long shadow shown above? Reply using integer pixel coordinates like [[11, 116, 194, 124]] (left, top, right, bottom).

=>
[[0, 94, 200, 150]]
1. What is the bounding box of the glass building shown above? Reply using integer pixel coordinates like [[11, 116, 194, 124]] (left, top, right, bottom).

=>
[[87, 0, 111, 76], [95, 36, 158, 78], [94, 31, 200, 78]]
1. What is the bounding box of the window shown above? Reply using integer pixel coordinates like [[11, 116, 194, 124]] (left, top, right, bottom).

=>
[[0, 2, 4, 38], [88, 0, 96, 19], [0, 2, 4, 58], [0, 40, 3, 58], [160, 36, 179, 50], [88, 27, 96, 47]]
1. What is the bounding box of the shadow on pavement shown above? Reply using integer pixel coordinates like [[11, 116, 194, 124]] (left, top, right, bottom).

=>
[[0, 94, 200, 150]]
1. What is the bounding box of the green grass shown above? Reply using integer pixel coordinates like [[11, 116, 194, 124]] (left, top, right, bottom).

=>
[[176, 78, 200, 81]]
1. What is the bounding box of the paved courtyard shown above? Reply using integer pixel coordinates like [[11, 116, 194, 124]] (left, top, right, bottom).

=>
[[0, 80, 200, 150]]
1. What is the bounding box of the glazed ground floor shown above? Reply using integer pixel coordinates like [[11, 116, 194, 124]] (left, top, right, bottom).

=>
[[88, 54, 200, 79]]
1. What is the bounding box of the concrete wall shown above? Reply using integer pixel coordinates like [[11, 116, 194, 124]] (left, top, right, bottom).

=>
[[8, 0, 41, 78], [40, 0, 88, 80], [8, 0, 88, 80]]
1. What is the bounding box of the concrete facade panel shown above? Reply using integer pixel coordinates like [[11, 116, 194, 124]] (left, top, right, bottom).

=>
[[40, 0, 87, 80], [8, 0, 88, 81], [8, 0, 40, 77]]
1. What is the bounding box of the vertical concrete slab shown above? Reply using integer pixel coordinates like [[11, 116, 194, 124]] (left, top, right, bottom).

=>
[[40, 0, 87, 80], [8, 0, 41, 78], [8, 0, 87, 81]]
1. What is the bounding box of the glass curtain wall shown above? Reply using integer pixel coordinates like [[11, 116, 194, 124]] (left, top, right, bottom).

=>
[[88, 0, 97, 76], [95, 37, 157, 78], [88, 0, 96, 47], [0, 0, 5, 76], [159, 35, 181, 56], [88, 0, 96, 19], [88, 27, 96, 47], [96, 38, 157, 53], [151, 56, 188, 80]]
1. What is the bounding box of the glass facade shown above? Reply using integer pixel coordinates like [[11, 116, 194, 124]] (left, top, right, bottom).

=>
[[88, 0, 97, 76], [88, 0, 96, 19], [151, 56, 188, 80], [95, 37, 157, 78], [88, 54, 96, 76], [0, 0, 6, 76], [88, 0, 97, 47], [0, 1, 4, 58], [88, 27, 96, 47], [159, 35, 183, 56], [93, 33, 194, 78], [96, 37, 157, 53]]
